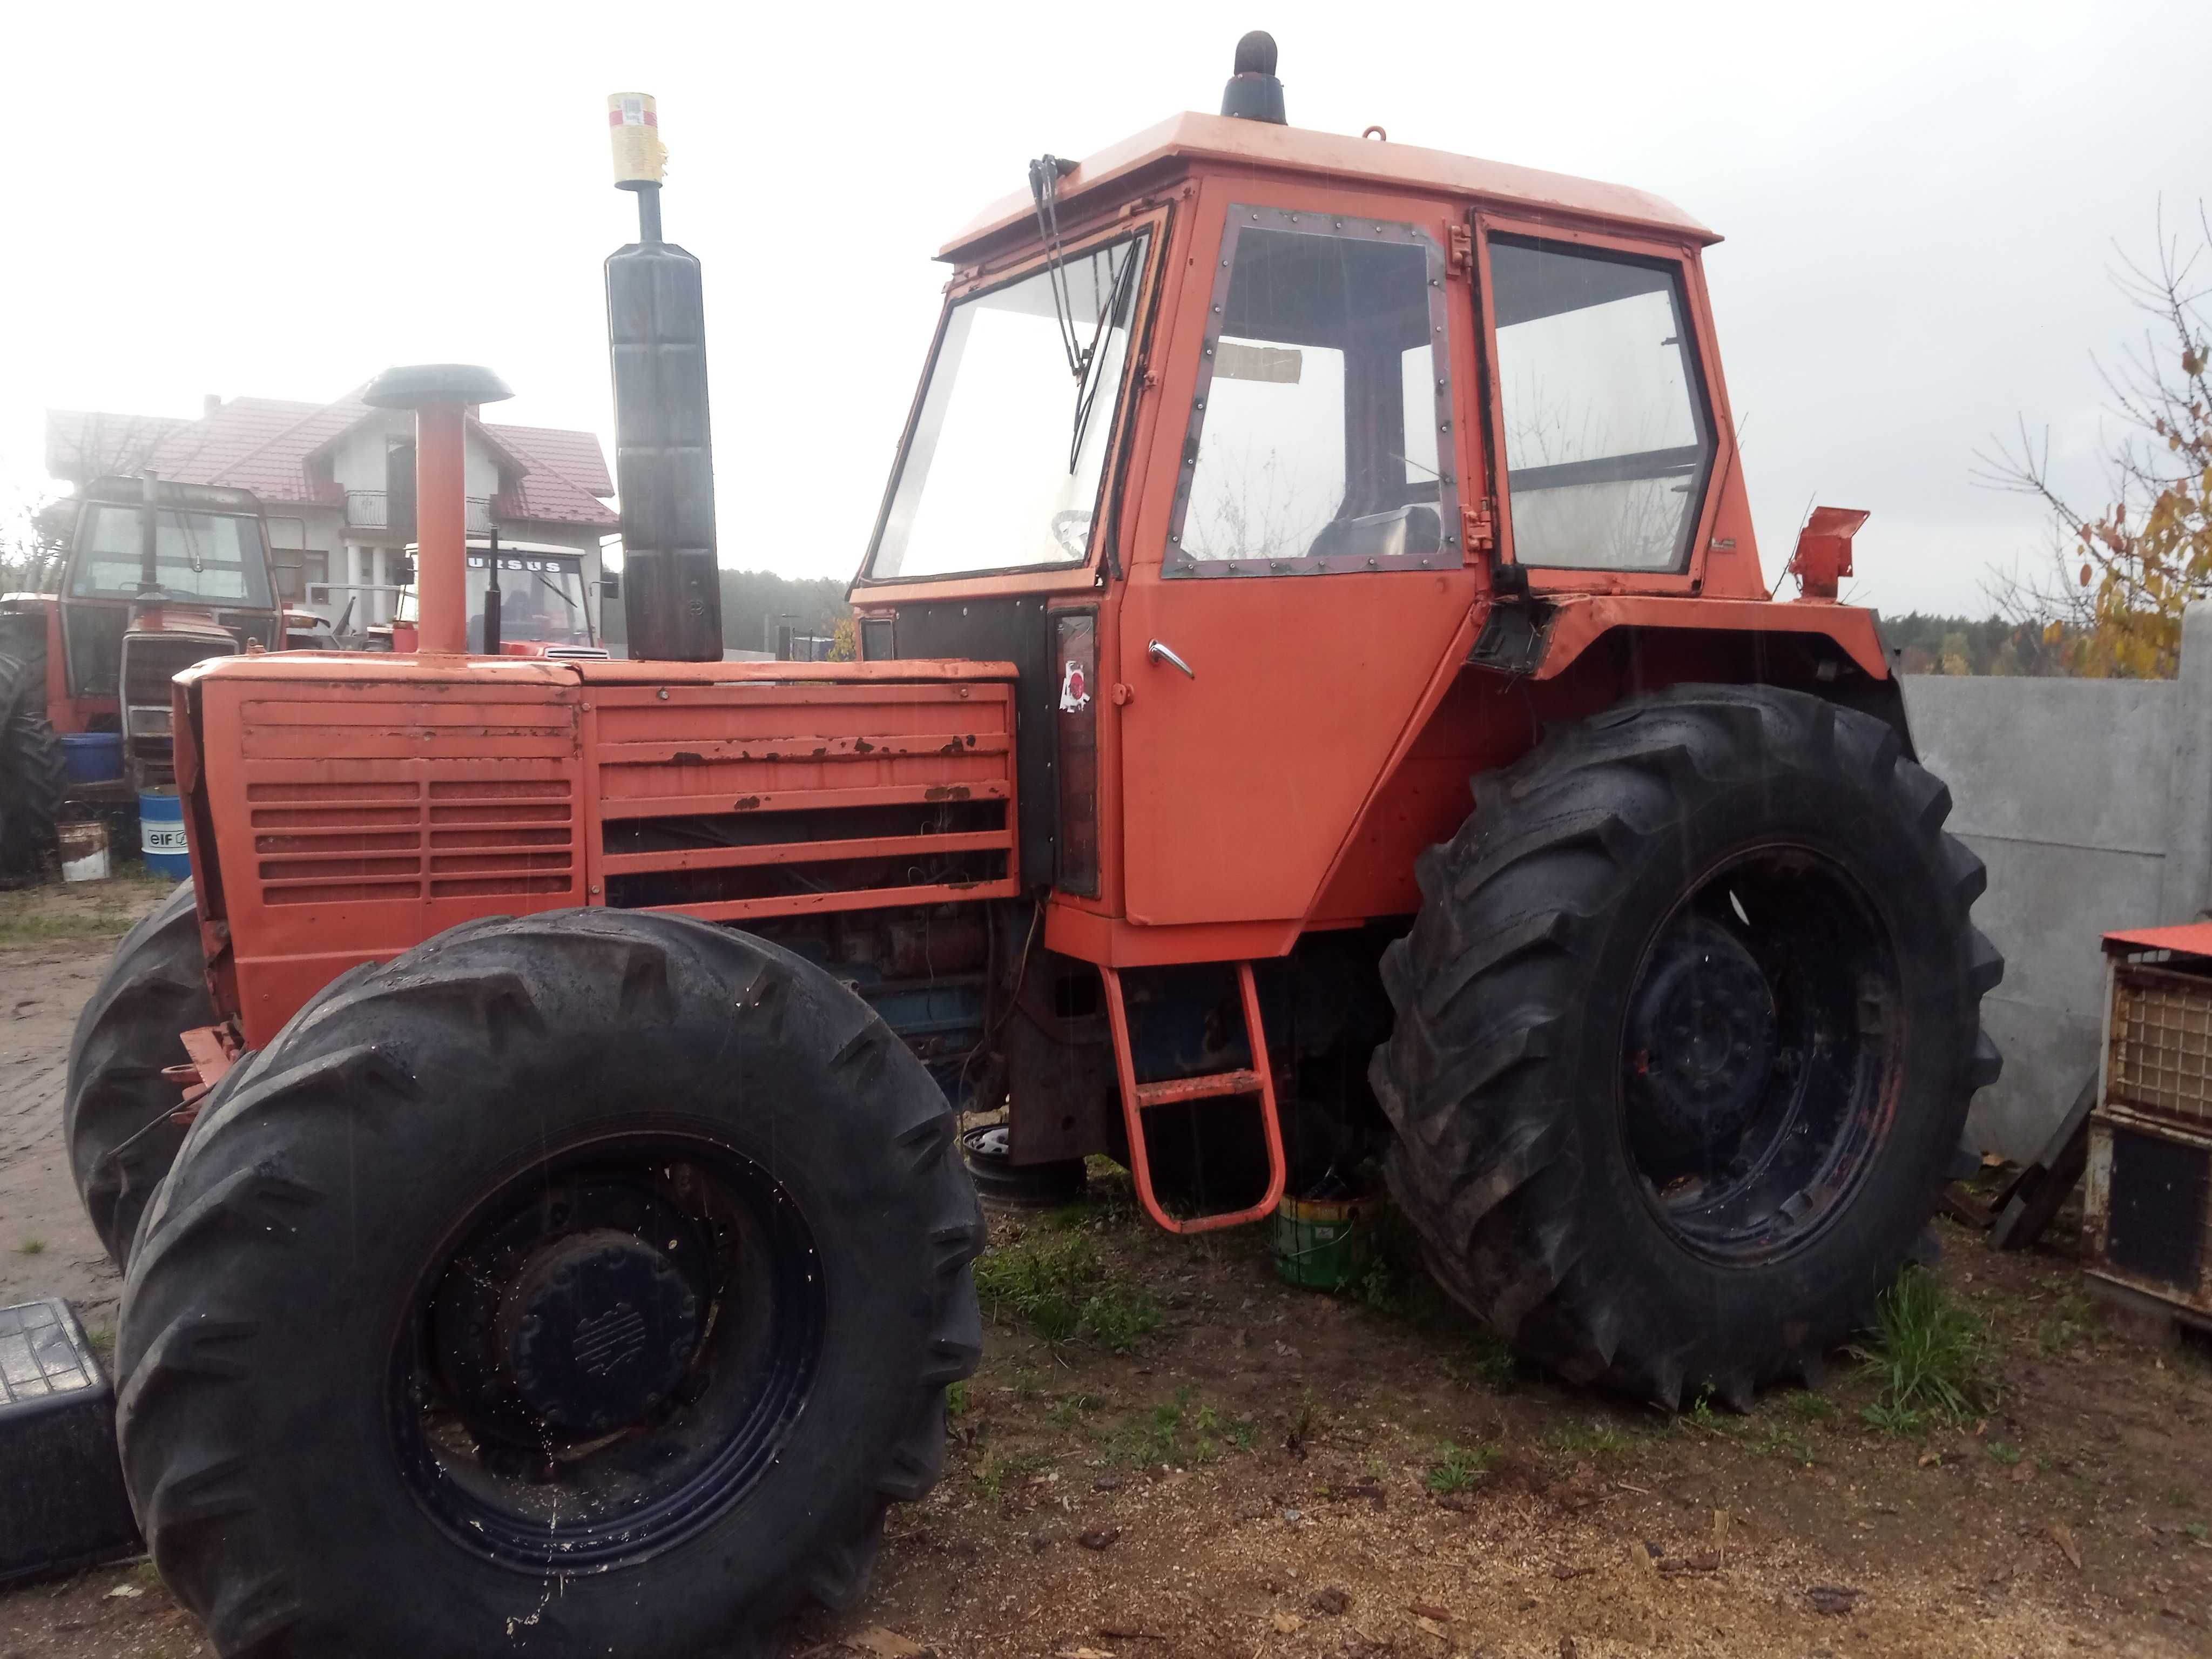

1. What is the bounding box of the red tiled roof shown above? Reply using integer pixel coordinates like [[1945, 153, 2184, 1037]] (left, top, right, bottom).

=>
[[46, 393, 616, 531], [486, 422, 618, 529]]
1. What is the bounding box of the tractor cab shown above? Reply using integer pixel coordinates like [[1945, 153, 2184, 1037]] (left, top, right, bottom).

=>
[[0, 476, 287, 793], [387, 538, 610, 658], [847, 44, 1790, 933]]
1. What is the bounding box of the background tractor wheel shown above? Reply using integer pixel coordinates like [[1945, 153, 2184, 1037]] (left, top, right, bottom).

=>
[[116, 909, 984, 1659], [1371, 685, 2001, 1409], [64, 878, 211, 1265], [0, 649, 64, 887]]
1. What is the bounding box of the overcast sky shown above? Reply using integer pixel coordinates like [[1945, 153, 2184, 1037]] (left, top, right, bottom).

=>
[[4, 0, 2205, 616]]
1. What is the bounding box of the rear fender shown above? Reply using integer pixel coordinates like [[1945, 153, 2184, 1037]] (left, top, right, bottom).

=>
[[1514, 594, 1912, 754]]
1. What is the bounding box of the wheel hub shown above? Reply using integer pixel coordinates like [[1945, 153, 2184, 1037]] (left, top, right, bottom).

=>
[[498, 1229, 701, 1435], [1624, 919, 1777, 1164]]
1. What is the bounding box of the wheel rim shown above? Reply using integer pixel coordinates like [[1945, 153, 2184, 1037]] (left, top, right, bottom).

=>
[[389, 1133, 824, 1572], [1617, 845, 1903, 1264]]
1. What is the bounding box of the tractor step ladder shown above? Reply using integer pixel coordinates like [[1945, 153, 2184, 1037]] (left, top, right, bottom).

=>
[[1099, 962, 1286, 1235]]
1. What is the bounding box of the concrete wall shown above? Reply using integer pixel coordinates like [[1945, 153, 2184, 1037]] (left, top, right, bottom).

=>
[[1904, 603, 2212, 1159]]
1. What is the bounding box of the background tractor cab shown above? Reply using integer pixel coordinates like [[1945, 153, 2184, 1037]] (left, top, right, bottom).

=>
[[387, 538, 610, 658], [0, 476, 294, 876]]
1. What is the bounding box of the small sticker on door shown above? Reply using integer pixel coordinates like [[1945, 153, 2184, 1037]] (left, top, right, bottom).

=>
[[1059, 659, 1090, 713]]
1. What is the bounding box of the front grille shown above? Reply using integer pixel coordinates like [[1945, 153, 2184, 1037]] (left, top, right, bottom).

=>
[[247, 777, 576, 906], [122, 632, 236, 787], [591, 678, 1019, 923]]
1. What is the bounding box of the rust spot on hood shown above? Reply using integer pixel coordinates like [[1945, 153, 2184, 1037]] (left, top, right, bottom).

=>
[[670, 751, 706, 766], [923, 785, 972, 802], [733, 796, 762, 811]]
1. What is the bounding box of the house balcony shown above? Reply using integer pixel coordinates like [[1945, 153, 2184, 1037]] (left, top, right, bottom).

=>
[[343, 490, 492, 536]]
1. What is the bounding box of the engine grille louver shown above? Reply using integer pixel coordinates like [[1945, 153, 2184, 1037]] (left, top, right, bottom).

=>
[[247, 778, 575, 905]]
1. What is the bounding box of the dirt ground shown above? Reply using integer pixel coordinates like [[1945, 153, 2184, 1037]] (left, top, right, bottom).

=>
[[3, 882, 2210, 1658]]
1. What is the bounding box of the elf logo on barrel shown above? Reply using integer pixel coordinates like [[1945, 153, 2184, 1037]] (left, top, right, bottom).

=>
[[138, 792, 191, 878]]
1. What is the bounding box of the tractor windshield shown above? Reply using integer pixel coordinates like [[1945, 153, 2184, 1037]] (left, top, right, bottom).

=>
[[394, 554, 597, 648], [466, 555, 594, 649], [71, 505, 273, 606], [867, 229, 1151, 581]]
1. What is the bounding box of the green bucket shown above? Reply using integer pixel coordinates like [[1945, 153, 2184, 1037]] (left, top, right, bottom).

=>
[[1274, 1193, 1373, 1290]]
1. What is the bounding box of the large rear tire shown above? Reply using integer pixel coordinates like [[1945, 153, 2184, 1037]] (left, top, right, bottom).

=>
[[1371, 685, 2001, 1408], [115, 909, 984, 1658], [65, 879, 212, 1265], [0, 649, 64, 886]]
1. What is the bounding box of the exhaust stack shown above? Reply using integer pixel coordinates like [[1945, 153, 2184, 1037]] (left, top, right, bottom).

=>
[[362, 363, 512, 656], [604, 92, 724, 663]]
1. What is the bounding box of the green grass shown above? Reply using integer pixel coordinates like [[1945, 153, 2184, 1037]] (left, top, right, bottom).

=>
[[1747, 1419, 1818, 1464], [972, 1447, 1050, 1499], [2034, 1291, 2098, 1357], [1852, 1268, 1995, 1433], [1785, 1392, 1838, 1424], [1048, 1392, 1104, 1428], [1987, 1439, 2022, 1466], [16, 1238, 45, 1256], [1548, 1417, 1635, 1460], [1098, 1388, 1255, 1468], [1424, 1440, 1496, 1494], [972, 1230, 1160, 1353], [2188, 1522, 2208, 1543], [945, 1380, 971, 1419]]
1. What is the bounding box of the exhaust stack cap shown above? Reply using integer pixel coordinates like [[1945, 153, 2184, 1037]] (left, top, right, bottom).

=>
[[362, 363, 513, 410], [1220, 31, 1286, 125]]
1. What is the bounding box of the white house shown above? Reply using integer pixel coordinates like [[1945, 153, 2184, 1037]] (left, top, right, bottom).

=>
[[46, 390, 619, 633]]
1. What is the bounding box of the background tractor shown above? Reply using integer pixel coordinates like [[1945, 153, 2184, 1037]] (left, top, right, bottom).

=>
[[62, 43, 1999, 1659], [0, 477, 302, 881]]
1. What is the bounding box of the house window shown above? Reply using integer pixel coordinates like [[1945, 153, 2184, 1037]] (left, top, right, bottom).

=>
[[1488, 238, 1714, 572], [1166, 207, 1456, 576]]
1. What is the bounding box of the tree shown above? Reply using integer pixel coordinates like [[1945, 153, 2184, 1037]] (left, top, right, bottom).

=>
[[1981, 206, 2212, 678]]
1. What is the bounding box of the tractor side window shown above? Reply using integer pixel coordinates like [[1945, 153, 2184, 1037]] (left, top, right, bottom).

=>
[[1167, 208, 1458, 576], [1488, 239, 1714, 571]]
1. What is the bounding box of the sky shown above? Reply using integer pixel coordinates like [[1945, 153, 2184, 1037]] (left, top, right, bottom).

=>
[[3, 0, 2205, 617]]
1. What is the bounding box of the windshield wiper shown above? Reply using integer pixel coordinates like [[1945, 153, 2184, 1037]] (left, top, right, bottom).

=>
[[1028, 156, 1143, 474], [1068, 245, 1139, 472], [535, 574, 577, 609]]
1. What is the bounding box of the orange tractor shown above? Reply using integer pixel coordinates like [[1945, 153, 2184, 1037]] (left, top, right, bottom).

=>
[[0, 478, 299, 880], [66, 41, 1999, 1658]]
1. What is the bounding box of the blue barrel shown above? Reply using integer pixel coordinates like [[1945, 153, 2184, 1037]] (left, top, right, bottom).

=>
[[138, 791, 191, 879], [60, 731, 124, 784]]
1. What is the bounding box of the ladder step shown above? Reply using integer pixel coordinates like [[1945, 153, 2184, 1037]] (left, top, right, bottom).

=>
[[1134, 1068, 1264, 1109], [1100, 961, 1287, 1237]]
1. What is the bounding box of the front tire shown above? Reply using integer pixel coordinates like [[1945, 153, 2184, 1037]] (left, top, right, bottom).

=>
[[0, 649, 64, 886], [65, 879, 212, 1265], [116, 909, 984, 1658], [1371, 685, 2001, 1408]]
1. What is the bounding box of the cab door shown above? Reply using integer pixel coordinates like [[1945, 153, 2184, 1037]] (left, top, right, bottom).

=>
[[1116, 188, 1484, 929]]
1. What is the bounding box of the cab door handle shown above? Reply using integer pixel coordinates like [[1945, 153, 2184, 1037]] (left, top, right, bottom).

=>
[[1147, 639, 1195, 678]]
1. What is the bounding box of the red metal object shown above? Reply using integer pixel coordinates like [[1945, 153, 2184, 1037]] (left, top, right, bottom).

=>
[[160, 1020, 244, 1121], [1787, 507, 1869, 602], [1099, 961, 1287, 1234], [414, 401, 468, 655], [2104, 922, 2212, 959]]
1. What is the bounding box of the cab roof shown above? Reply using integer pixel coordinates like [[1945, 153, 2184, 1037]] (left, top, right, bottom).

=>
[[939, 111, 1718, 262]]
